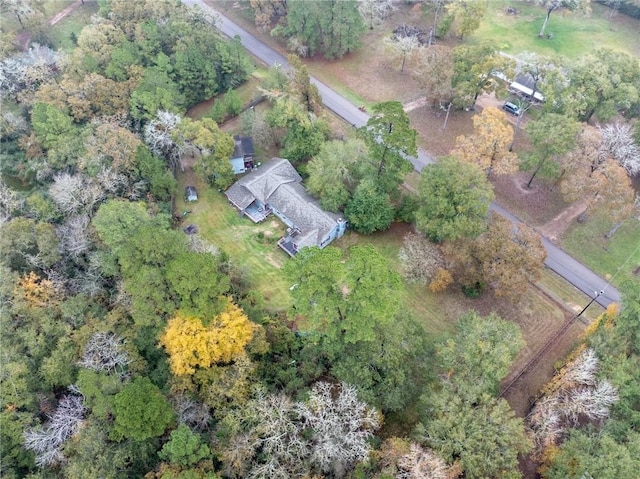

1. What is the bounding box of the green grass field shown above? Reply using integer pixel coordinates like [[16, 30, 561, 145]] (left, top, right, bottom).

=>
[[467, 0, 640, 58], [537, 268, 604, 321], [48, 1, 100, 51], [561, 212, 640, 288], [0, 0, 76, 32]]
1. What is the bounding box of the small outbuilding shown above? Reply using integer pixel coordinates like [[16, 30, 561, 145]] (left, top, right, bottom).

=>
[[230, 135, 255, 174], [185, 186, 198, 202]]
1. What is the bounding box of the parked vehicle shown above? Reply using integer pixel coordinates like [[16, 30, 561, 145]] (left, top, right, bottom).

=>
[[502, 101, 521, 116]]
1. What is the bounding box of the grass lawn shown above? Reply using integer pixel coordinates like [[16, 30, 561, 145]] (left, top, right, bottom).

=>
[[467, 0, 640, 58], [536, 268, 604, 321], [174, 170, 293, 313], [48, 1, 100, 52], [0, 0, 76, 32], [561, 212, 640, 288]]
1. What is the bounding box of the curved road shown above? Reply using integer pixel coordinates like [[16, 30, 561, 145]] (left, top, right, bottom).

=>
[[186, 0, 620, 308]]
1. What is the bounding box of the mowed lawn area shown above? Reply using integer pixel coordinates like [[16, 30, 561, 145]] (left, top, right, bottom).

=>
[[468, 0, 640, 58], [47, 1, 100, 51], [561, 212, 640, 287], [174, 168, 292, 312]]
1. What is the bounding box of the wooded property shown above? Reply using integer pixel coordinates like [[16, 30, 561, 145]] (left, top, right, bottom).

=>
[[1, 1, 639, 479]]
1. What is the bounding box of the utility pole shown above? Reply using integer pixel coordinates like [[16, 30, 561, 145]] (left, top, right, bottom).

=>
[[577, 291, 603, 318]]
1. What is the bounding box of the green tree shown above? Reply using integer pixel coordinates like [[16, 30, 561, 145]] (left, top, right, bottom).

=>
[[437, 312, 525, 397], [92, 200, 169, 260], [111, 376, 175, 441], [357, 101, 416, 194], [63, 419, 157, 479], [419, 392, 531, 479], [222, 88, 242, 117], [287, 54, 322, 114], [134, 145, 176, 201], [306, 138, 365, 212], [130, 65, 185, 122], [178, 117, 235, 189], [92, 201, 184, 328], [171, 44, 218, 106], [277, 0, 365, 59], [522, 113, 580, 188], [416, 312, 530, 479], [331, 311, 431, 412], [165, 251, 230, 318], [105, 40, 142, 81], [345, 179, 395, 234], [563, 49, 640, 122], [447, 0, 488, 40], [0, 217, 60, 272], [30, 103, 75, 149], [544, 430, 640, 479], [0, 409, 36, 475], [535, 0, 591, 38], [416, 156, 494, 242], [76, 369, 123, 421], [158, 424, 210, 467], [285, 245, 401, 359], [452, 43, 514, 108], [267, 97, 329, 162]]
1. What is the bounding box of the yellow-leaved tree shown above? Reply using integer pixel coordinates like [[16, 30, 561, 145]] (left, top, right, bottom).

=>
[[14, 271, 59, 308], [160, 298, 257, 376], [453, 106, 519, 176]]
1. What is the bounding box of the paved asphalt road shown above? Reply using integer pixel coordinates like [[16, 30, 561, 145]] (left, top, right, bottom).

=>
[[185, 0, 621, 308]]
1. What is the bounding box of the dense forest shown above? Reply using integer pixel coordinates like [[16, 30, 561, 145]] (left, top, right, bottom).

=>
[[1, 1, 640, 478]]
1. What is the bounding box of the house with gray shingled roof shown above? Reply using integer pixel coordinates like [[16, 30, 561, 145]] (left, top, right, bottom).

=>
[[225, 158, 347, 256]]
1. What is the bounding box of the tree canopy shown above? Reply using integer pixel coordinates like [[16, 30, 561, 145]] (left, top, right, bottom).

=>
[[416, 156, 494, 242]]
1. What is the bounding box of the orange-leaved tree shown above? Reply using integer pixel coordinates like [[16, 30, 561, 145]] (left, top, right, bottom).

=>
[[160, 298, 258, 376]]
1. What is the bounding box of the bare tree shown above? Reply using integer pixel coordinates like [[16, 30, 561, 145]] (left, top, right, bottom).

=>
[[23, 394, 86, 467], [562, 347, 599, 387], [599, 121, 640, 176], [220, 390, 309, 479], [251, 109, 282, 149], [297, 382, 380, 477], [186, 235, 220, 256], [0, 0, 42, 28], [0, 110, 28, 140], [359, 0, 397, 29], [398, 233, 445, 284], [0, 180, 24, 224], [397, 443, 459, 479], [251, 393, 309, 478], [56, 214, 92, 260], [527, 348, 619, 455], [386, 35, 420, 72], [0, 44, 62, 99], [172, 394, 212, 432], [144, 110, 185, 172], [96, 167, 146, 201], [563, 380, 619, 423], [49, 173, 105, 216], [78, 332, 132, 378]]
